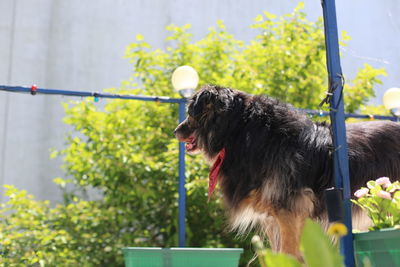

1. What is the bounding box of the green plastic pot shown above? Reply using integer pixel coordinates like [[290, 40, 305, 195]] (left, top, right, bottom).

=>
[[122, 247, 243, 267], [353, 228, 400, 267]]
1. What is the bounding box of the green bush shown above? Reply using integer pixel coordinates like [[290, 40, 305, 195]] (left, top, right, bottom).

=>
[[0, 3, 386, 266], [0, 185, 123, 266]]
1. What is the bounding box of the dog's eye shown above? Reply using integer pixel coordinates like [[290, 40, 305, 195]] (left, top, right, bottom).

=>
[[188, 117, 198, 128]]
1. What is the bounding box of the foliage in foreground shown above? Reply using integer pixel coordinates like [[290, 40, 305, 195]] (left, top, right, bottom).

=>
[[0, 3, 386, 266], [252, 219, 344, 267]]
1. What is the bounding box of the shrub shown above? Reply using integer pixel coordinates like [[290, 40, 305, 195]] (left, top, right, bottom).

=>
[[0, 185, 124, 266]]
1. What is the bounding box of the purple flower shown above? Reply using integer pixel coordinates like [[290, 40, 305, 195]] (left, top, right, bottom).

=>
[[354, 188, 369, 198], [376, 177, 391, 188], [377, 190, 392, 200]]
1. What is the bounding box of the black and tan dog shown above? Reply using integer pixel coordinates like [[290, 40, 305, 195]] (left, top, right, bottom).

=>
[[174, 84, 400, 259]]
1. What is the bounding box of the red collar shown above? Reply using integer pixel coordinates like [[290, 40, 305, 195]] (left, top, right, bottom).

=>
[[208, 148, 226, 201]]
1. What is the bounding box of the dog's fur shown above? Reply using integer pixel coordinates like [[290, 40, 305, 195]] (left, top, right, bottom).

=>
[[174, 85, 400, 258]]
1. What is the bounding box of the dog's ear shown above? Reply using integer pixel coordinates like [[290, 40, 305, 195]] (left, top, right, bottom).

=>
[[191, 90, 214, 117], [190, 85, 233, 118]]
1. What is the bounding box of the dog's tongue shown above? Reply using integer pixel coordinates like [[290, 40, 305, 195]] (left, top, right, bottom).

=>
[[185, 137, 195, 151], [208, 148, 226, 201], [185, 143, 194, 150]]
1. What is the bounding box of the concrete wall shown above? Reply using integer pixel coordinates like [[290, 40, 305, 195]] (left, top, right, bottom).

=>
[[0, 0, 399, 203]]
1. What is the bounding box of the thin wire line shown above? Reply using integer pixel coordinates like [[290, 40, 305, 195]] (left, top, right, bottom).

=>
[[0, 85, 187, 104], [0, 85, 397, 121]]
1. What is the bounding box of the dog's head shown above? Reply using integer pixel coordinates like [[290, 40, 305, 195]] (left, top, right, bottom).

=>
[[174, 85, 245, 157]]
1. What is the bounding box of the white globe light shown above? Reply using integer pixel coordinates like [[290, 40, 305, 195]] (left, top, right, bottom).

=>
[[383, 88, 400, 117], [383, 87, 400, 112], [171, 66, 199, 98]]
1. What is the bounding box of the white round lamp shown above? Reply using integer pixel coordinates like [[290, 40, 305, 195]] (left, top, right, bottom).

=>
[[171, 66, 199, 98], [383, 87, 400, 117]]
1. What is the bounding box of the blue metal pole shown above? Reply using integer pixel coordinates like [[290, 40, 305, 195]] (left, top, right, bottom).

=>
[[178, 101, 186, 247], [321, 1, 355, 266]]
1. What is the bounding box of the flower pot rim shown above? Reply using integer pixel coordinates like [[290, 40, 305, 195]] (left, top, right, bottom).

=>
[[354, 227, 400, 234], [122, 247, 244, 252], [353, 227, 400, 241]]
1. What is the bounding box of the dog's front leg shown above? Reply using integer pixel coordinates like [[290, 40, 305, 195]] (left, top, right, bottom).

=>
[[275, 211, 306, 260]]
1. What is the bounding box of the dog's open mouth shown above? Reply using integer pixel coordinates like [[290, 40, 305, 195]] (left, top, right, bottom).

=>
[[185, 137, 198, 152]]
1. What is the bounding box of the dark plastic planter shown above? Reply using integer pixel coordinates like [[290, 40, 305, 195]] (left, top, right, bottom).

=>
[[122, 247, 243, 267], [353, 228, 400, 267]]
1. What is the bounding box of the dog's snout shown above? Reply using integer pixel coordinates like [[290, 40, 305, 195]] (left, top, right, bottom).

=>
[[174, 122, 184, 138], [174, 118, 191, 140]]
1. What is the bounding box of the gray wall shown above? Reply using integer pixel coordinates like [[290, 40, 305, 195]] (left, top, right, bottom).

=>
[[1, 0, 399, 203]]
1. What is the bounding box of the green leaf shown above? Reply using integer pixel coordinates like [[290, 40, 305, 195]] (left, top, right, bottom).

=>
[[301, 219, 344, 267], [367, 181, 377, 189], [263, 250, 302, 267]]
